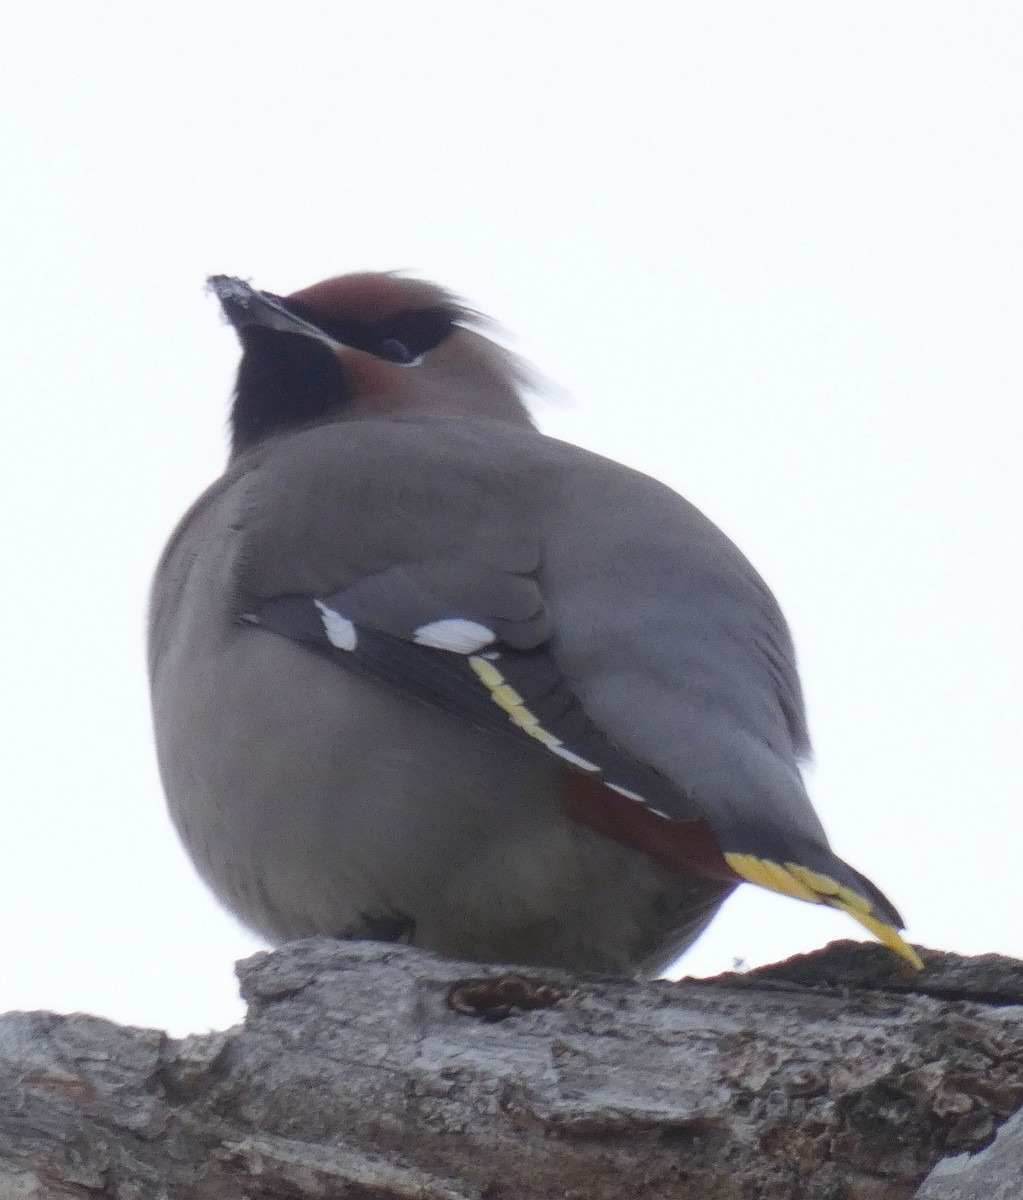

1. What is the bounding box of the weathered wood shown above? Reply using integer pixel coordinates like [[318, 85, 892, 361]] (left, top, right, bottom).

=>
[[916, 1109, 1023, 1199], [0, 939, 1020, 1199]]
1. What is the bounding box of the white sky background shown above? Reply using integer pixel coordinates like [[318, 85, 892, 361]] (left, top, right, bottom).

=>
[[2, 4, 1021, 1036]]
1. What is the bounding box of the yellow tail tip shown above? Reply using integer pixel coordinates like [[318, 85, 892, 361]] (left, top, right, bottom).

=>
[[724, 852, 924, 971], [838, 905, 925, 970]]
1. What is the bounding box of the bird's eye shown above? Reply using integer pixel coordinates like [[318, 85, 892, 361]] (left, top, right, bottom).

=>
[[377, 337, 421, 366], [371, 308, 454, 365]]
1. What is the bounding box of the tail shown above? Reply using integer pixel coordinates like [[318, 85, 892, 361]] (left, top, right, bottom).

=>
[[724, 840, 923, 970]]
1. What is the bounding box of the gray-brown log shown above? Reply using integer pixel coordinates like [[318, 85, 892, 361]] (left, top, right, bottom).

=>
[[1, 939, 1021, 1199]]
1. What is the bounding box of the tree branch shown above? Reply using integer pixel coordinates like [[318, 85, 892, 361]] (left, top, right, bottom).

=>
[[1, 939, 1021, 1198]]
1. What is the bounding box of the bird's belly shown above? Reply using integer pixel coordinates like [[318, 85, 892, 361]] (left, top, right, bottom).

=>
[[152, 626, 731, 974]]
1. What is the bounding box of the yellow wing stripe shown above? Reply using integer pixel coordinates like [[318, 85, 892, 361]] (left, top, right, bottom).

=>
[[491, 683, 525, 709], [469, 658, 505, 688], [468, 655, 566, 753], [725, 852, 924, 971]]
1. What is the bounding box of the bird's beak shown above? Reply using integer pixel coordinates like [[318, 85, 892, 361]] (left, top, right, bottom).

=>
[[207, 276, 345, 352]]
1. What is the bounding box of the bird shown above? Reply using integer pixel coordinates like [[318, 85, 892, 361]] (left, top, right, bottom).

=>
[[148, 270, 922, 977]]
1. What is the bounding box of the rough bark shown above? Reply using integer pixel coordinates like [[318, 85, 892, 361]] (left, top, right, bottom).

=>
[[1, 939, 1021, 1199]]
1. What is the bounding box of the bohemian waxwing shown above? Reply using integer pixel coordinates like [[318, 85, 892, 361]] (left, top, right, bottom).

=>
[[148, 272, 922, 975]]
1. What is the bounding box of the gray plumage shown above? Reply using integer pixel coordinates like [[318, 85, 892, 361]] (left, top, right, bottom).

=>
[[148, 273, 919, 975]]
